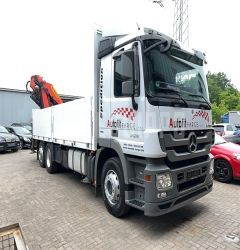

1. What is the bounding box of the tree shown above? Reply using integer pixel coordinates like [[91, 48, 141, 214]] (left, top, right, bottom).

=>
[[211, 102, 228, 123], [207, 72, 240, 122]]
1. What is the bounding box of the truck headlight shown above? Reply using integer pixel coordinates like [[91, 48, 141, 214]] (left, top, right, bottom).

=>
[[209, 159, 214, 174], [156, 173, 173, 190], [233, 153, 240, 161], [23, 137, 30, 142]]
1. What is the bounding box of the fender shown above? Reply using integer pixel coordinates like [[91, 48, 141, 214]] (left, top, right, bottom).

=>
[[95, 138, 134, 185], [213, 154, 232, 163]]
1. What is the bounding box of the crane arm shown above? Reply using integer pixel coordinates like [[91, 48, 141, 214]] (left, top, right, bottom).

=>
[[26, 75, 63, 109]]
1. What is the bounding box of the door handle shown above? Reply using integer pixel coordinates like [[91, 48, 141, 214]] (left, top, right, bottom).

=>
[[112, 130, 118, 137]]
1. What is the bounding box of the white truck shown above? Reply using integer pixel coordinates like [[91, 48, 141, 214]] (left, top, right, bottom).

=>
[[229, 112, 240, 127], [222, 111, 240, 128], [33, 26, 214, 217]]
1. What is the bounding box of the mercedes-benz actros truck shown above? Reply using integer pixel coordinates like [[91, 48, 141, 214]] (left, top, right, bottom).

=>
[[32, 26, 214, 217]]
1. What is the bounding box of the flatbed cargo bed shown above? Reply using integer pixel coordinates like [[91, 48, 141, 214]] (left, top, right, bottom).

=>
[[32, 97, 96, 151]]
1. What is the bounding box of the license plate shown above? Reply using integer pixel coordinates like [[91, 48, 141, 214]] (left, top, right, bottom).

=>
[[187, 169, 201, 180], [8, 143, 15, 147]]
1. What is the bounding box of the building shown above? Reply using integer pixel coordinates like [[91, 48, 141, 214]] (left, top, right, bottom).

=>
[[0, 88, 78, 126]]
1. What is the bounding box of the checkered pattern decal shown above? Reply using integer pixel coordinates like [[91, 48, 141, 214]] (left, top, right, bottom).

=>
[[111, 108, 135, 121]]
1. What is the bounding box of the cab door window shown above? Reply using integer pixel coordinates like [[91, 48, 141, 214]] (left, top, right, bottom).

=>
[[114, 53, 134, 97]]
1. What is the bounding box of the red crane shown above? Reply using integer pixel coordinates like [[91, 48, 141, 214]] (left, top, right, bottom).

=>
[[26, 75, 63, 109]]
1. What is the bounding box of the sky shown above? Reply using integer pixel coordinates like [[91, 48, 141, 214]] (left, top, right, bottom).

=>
[[0, 0, 239, 96]]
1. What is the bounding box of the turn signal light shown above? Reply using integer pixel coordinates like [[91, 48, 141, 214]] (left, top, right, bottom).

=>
[[144, 175, 152, 182]]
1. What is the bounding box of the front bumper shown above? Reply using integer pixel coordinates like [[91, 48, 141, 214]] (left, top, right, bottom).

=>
[[0, 141, 20, 151], [144, 182, 212, 216], [144, 156, 213, 216], [22, 141, 31, 148], [126, 155, 214, 216]]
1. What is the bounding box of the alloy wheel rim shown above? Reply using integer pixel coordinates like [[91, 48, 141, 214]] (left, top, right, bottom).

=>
[[46, 148, 51, 168], [104, 169, 120, 206], [38, 146, 43, 163], [215, 162, 229, 180]]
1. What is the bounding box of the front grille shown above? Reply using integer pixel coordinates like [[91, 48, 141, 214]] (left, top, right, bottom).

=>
[[159, 129, 214, 164], [178, 175, 206, 192], [176, 165, 208, 192], [165, 155, 209, 169], [174, 187, 208, 205]]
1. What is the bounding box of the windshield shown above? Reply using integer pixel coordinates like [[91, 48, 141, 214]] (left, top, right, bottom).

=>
[[144, 44, 209, 105], [214, 133, 226, 145], [12, 126, 30, 134], [24, 125, 32, 131], [0, 126, 8, 133]]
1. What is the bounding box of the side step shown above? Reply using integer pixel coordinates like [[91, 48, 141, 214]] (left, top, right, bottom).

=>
[[126, 199, 145, 211], [129, 178, 145, 188]]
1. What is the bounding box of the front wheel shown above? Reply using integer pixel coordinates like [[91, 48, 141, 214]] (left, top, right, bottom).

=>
[[45, 143, 58, 174], [214, 159, 233, 183], [101, 157, 130, 218]]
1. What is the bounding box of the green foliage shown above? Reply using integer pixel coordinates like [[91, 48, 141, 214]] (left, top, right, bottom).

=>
[[211, 102, 228, 123], [207, 72, 240, 123]]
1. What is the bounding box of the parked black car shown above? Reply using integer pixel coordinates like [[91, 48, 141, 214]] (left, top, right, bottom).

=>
[[5, 126, 32, 149], [11, 122, 32, 133], [0, 125, 20, 152]]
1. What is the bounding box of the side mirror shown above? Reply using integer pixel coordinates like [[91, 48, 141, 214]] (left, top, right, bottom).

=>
[[122, 80, 134, 96]]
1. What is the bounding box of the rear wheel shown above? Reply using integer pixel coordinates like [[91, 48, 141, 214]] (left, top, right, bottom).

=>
[[101, 157, 130, 218], [38, 142, 45, 168], [214, 159, 233, 183], [45, 143, 58, 174]]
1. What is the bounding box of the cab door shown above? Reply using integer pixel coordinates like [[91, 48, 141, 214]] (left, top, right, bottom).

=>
[[109, 41, 146, 157]]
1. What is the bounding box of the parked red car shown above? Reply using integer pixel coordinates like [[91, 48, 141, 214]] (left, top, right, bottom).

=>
[[211, 134, 240, 183]]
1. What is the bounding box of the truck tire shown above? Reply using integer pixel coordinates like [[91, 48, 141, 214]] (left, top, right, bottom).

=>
[[45, 143, 58, 174], [38, 142, 45, 168], [101, 157, 130, 218], [214, 159, 233, 183]]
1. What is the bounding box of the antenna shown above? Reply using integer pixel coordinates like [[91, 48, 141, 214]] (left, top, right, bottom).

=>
[[152, 0, 165, 7], [136, 22, 140, 31], [173, 0, 189, 45]]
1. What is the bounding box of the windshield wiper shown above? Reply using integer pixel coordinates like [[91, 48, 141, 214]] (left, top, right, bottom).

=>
[[188, 94, 211, 110], [152, 86, 188, 107]]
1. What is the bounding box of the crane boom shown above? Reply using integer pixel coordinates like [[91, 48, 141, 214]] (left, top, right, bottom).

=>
[[26, 75, 63, 109]]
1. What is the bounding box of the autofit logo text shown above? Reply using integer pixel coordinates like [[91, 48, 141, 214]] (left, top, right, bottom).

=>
[[107, 119, 136, 129], [169, 118, 199, 129], [107, 107, 136, 129]]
